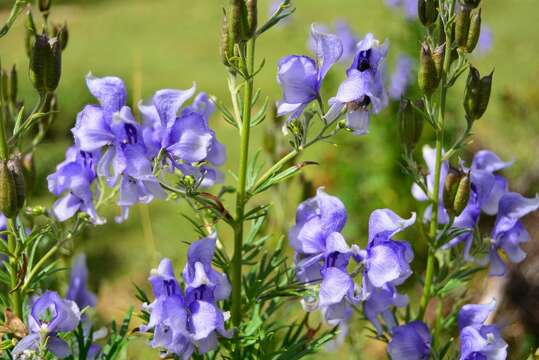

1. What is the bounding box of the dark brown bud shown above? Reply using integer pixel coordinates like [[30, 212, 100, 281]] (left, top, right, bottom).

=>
[[418, 42, 440, 96], [418, 0, 438, 27], [246, 0, 257, 38], [464, 66, 493, 121], [8, 154, 25, 211], [432, 44, 445, 79], [455, 4, 471, 49], [30, 34, 62, 93], [465, 9, 481, 53], [38, 0, 52, 12], [0, 160, 18, 218]]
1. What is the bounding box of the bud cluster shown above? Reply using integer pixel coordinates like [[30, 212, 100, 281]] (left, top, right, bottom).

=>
[[455, 4, 481, 53], [221, 0, 258, 67], [443, 167, 470, 217], [464, 65, 493, 122]]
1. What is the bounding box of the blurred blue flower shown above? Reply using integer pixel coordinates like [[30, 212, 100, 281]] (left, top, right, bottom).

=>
[[388, 55, 414, 100], [13, 291, 81, 359], [277, 25, 343, 121], [385, 0, 418, 19], [334, 21, 359, 63], [458, 300, 507, 360], [387, 321, 432, 360], [66, 254, 97, 310], [477, 25, 494, 55], [363, 283, 408, 335], [326, 33, 389, 135]]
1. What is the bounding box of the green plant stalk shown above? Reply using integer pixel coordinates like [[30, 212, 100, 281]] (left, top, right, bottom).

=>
[[7, 219, 22, 318], [418, 1, 454, 322], [231, 38, 255, 342]]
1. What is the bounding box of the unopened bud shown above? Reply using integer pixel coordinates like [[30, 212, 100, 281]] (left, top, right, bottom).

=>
[[0, 160, 18, 218], [8, 154, 25, 211], [418, 42, 439, 96], [453, 172, 471, 216], [52, 22, 69, 51], [228, 0, 249, 44], [455, 4, 471, 49], [30, 34, 62, 93], [465, 9, 481, 53], [182, 175, 195, 187], [418, 0, 438, 27], [459, 0, 481, 9], [464, 66, 493, 121], [220, 12, 233, 66], [398, 99, 424, 150], [432, 44, 445, 79], [9, 65, 17, 104], [443, 168, 461, 216], [38, 0, 52, 12], [246, 0, 257, 38]]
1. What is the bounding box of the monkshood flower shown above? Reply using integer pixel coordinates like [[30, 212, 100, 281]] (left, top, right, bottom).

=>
[[66, 254, 97, 310], [388, 55, 413, 100], [47, 146, 103, 224], [142, 236, 232, 358], [489, 192, 539, 276], [139, 89, 226, 188], [277, 25, 343, 121], [326, 33, 389, 135], [385, 0, 417, 19], [387, 321, 432, 360], [358, 209, 415, 334], [458, 300, 507, 360], [289, 188, 360, 324], [12, 291, 81, 359]]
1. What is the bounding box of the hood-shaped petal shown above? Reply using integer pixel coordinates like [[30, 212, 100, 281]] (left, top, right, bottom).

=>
[[85, 74, 127, 114]]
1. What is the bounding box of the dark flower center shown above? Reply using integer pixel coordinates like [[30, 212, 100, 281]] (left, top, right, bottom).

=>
[[465, 353, 487, 360], [326, 252, 339, 268], [163, 279, 176, 296], [346, 96, 371, 112], [124, 123, 138, 144], [79, 150, 94, 167], [356, 49, 372, 72]]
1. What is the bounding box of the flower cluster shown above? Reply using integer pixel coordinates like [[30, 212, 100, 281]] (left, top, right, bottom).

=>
[[48, 74, 225, 223], [278, 25, 389, 135], [458, 301, 507, 359], [141, 233, 232, 358], [289, 189, 415, 335], [413, 146, 539, 275], [385, 0, 418, 19]]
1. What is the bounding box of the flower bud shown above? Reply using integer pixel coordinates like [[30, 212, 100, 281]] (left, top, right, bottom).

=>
[[52, 22, 69, 51], [38, 0, 52, 13], [30, 34, 62, 93], [246, 0, 257, 38], [459, 0, 481, 9], [455, 4, 471, 49], [418, 42, 440, 96], [453, 172, 471, 216], [228, 0, 249, 44], [9, 65, 17, 104], [443, 167, 461, 216], [8, 154, 25, 211], [432, 44, 445, 79], [398, 99, 424, 150], [220, 12, 233, 66], [418, 0, 438, 27], [443, 168, 470, 217], [464, 66, 493, 121], [465, 9, 481, 53], [0, 160, 18, 218]]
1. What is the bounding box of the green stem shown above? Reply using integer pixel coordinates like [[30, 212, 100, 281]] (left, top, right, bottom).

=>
[[7, 219, 22, 317], [418, 2, 454, 321], [231, 38, 255, 339]]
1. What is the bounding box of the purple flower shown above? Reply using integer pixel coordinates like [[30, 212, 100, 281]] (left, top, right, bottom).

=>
[[139, 89, 226, 188], [458, 301, 507, 360], [387, 321, 432, 360], [142, 236, 232, 358], [277, 25, 343, 120], [66, 254, 97, 310], [289, 188, 360, 324], [47, 146, 103, 224], [13, 291, 81, 359], [388, 55, 414, 100], [326, 33, 389, 135], [489, 192, 539, 276], [358, 209, 415, 335]]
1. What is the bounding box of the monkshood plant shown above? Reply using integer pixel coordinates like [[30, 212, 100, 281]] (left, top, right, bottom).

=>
[[0, 0, 538, 359]]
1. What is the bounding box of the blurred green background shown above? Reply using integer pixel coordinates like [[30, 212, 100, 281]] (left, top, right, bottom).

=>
[[1, 0, 539, 358]]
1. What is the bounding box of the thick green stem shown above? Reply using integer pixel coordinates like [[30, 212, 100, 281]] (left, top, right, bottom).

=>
[[418, 4, 454, 321], [231, 39, 255, 339]]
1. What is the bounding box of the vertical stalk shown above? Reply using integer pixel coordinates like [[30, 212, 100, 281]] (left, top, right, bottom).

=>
[[231, 38, 255, 340], [418, 1, 454, 321]]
